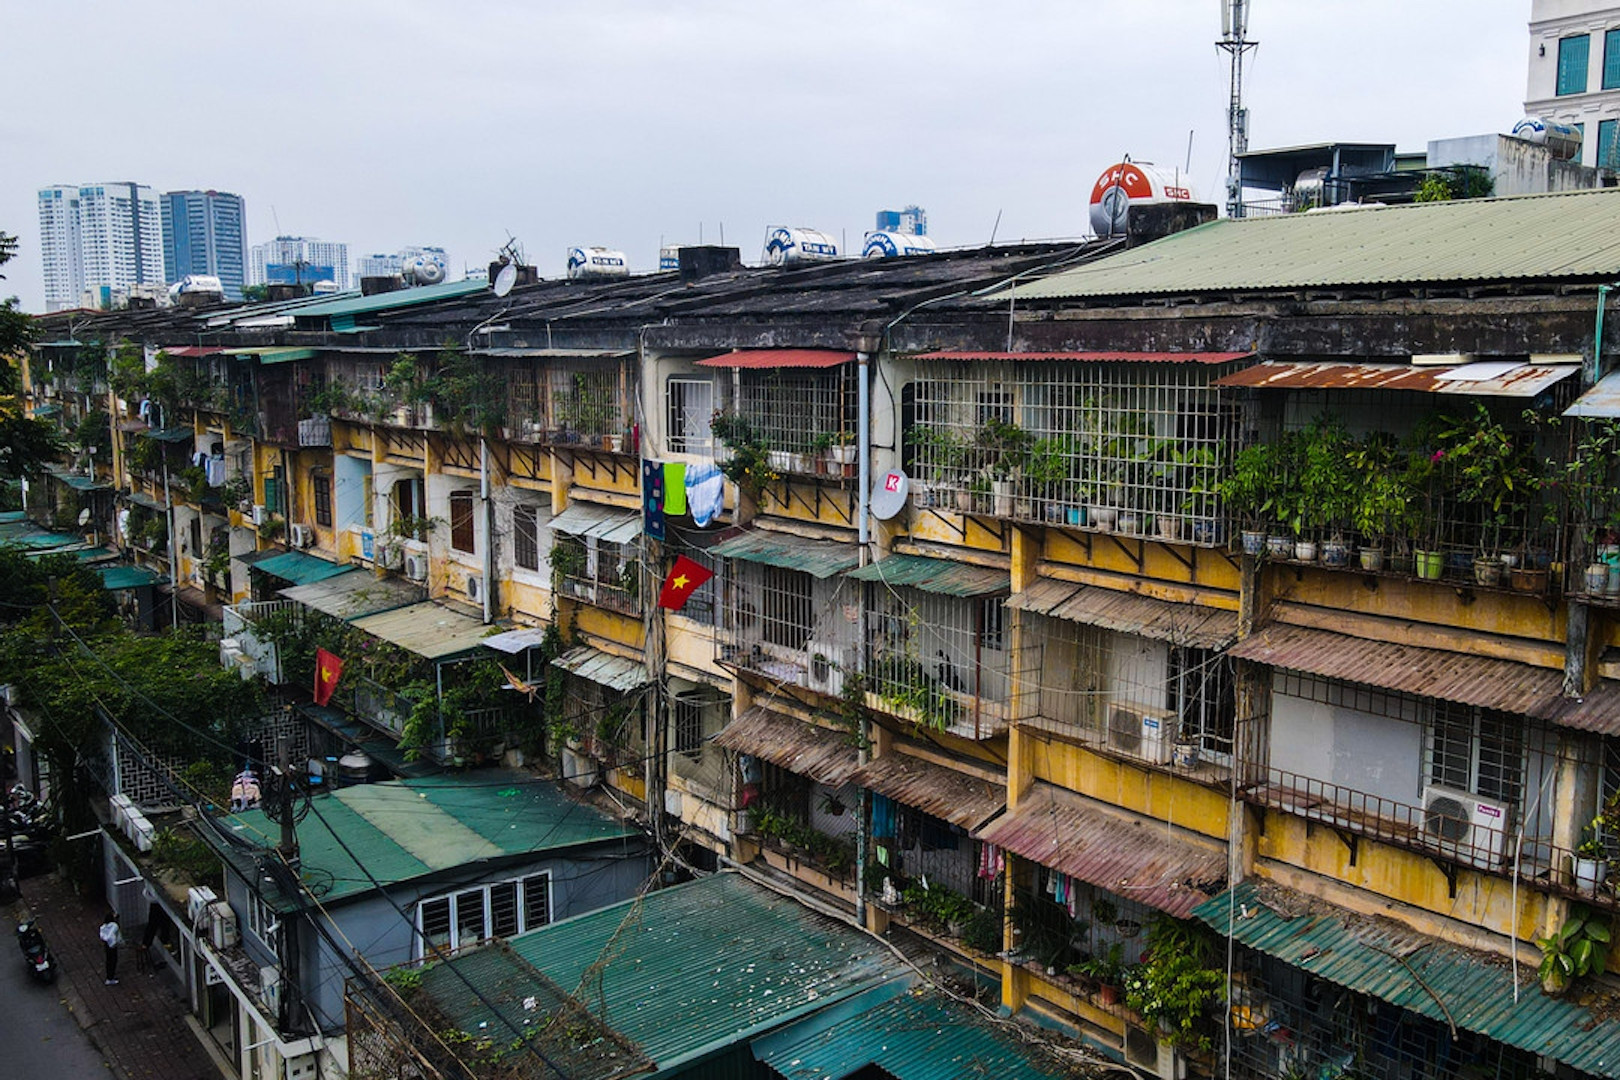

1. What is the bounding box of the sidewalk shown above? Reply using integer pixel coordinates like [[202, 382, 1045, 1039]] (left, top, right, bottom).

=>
[[17, 871, 223, 1080]]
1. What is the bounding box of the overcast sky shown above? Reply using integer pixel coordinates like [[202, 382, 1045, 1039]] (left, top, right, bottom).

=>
[[3, 1, 1531, 313]]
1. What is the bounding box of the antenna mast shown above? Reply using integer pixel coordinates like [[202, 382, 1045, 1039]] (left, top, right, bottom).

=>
[[1217, 0, 1258, 219]]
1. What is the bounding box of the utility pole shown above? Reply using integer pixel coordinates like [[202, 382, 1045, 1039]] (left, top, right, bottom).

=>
[[275, 734, 302, 1035], [277, 735, 298, 867], [1217, 0, 1258, 219]]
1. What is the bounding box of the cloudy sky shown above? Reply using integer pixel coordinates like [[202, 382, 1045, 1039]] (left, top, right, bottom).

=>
[[4, 1, 1531, 313]]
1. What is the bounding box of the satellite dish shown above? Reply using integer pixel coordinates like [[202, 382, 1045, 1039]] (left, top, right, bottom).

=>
[[77, 509, 91, 527], [492, 262, 518, 298], [870, 469, 909, 521]]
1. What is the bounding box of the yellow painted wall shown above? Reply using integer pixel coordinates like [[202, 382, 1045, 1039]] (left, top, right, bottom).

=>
[[564, 452, 640, 500], [1044, 531, 1243, 594], [571, 602, 646, 651], [909, 509, 1013, 554], [506, 578, 553, 625], [667, 615, 725, 679], [757, 479, 859, 530], [1025, 735, 1233, 842]]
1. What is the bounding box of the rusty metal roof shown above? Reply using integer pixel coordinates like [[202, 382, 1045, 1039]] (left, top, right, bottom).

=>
[[1565, 370, 1620, 418], [1537, 678, 1620, 734], [1228, 623, 1565, 715], [1196, 880, 1620, 1079], [915, 350, 1251, 365], [1215, 359, 1579, 397], [695, 348, 854, 369], [552, 644, 650, 692], [846, 553, 1009, 597], [712, 706, 860, 786], [975, 782, 1226, 918], [850, 751, 1005, 830], [1006, 578, 1237, 650]]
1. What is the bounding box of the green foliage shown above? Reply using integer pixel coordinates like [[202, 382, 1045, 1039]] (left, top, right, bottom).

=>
[[962, 906, 1003, 953], [900, 879, 978, 930], [752, 807, 857, 872], [71, 408, 112, 460], [710, 411, 778, 501], [552, 371, 617, 438], [387, 513, 442, 542], [1123, 916, 1225, 1051], [1414, 167, 1494, 203], [151, 827, 221, 884], [0, 235, 59, 480], [1069, 942, 1126, 985], [383, 964, 427, 997], [1538, 905, 1612, 995]]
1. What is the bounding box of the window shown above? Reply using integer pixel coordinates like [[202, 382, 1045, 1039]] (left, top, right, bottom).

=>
[[1558, 33, 1591, 95], [489, 881, 519, 938], [521, 873, 551, 930], [416, 872, 551, 956], [513, 504, 541, 571], [667, 377, 714, 454], [455, 888, 486, 945], [264, 466, 285, 515], [450, 490, 476, 553], [1168, 647, 1235, 760], [1428, 702, 1524, 805], [980, 597, 1005, 652], [1605, 28, 1620, 90], [312, 472, 332, 527], [672, 689, 725, 758], [1599, 119, 1620, 169], [391, 476, 423, 522], [759, 565, 814, 649], [245, 892, 279, 952]]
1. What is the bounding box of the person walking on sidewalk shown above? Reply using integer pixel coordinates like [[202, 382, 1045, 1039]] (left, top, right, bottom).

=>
[[99, 911, 121, 985]]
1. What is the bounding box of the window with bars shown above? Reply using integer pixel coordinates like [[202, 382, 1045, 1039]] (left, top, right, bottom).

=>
[[760, 565, 814, 649], [730, 366, 856, 459], [245, 891, 280, 952], [1599, 118, 1620, 169], [1559, 33, 1591, 95], [513, 504, 541, 571], [449, 490, 476, 553], [416, 872, 551, 956], [312, 472, 332, 527], [551, 365, 621, 441], [672, 688, 726, 758], [1428, 702, 1525, 805], [508, 366, 541, 437], [1606, 27, 1620, 90], [1168, 647, 1235, 760], [863, 585, 1011, 731], [553, 532, 640, 614], [667, 377, 714, 454]]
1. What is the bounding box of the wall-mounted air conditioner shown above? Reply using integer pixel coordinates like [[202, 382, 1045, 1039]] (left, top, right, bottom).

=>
[[284, 1053, 319, 1080], [466, 573, 482, 603], [259, 964, 282, 1018], [1106, 702, 1175, 765], [1422, 784, 1511, 869], [404, 553, 429, 582], [251, 504, 267, 526], [187, 885, 218, 925], [377, 542, 404, 570], [806, 642, 846, 695], [206, 900, 239, 948], [288, 524, 314, 549], [1124, 1024, 1184, 1080]]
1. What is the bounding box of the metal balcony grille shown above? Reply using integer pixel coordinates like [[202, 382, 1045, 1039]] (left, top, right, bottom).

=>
[[863, 586, 1009, 733], [718, 562, 856, 691], [550, 363, 622, 442], [729, 366, 856, 459]]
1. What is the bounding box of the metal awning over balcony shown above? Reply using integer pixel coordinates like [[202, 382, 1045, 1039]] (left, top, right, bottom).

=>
[[99, 565, 163, 591], [279, 568, 424, 621], [478, 627, 549, 654], [246, 549, 348, 586], [710, 529, 860, 579], [1193, 881, 1620, 1078], [1228, 622, 1565, 716], [1215, 359, 1580, 397], [846, 554, 1008, 597], [141, 426, 195, 443], [1006, 578, 1237, 650], [850, 752, 1004, 830], [915, 350, 1252, 364], [45, 465, 110, 492], [351, 600, 494, 662], [1564, 370, 1620, 418], [552, 644, 649, 693], [975, 782, 1226, 918], [548, 501, 643, 545], [712, 706, 860, 787], [161, 346, 225, 357], [1538, 677, 1620, 735], [694, 349, 854, 369]]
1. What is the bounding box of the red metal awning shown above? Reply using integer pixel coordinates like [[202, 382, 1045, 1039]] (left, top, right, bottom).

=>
[[1214, 360, 1580, 398], [160, 345, 226, 357], [914, 350, 1252, 364], [694, 349, 855, 369], [975, 782, 1227, 918], [848, 752, 1005, 830], [712, 706, 860, 787]]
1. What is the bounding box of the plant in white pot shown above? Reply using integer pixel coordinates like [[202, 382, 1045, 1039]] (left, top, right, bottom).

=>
[[1574, 818, 1610, 895]]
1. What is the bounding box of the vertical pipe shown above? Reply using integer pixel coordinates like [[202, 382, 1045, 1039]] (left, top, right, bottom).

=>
[[162, 457, 179, 628], [854, 349, 873, 926], [1593, 284, 1612, 386], [479, 437, 492, 624]]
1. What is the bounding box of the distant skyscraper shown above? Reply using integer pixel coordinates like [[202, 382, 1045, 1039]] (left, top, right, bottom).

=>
[[875, 205, 927, 236], [249, 236, 350, 291], [358, 245, 448, 279], [37, 181, 163, 311], [161, 190, 246, 299]]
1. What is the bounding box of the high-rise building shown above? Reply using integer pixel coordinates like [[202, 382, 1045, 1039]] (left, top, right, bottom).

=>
[[357, 245, 448, 279], [874, 205, 927, 236], [161, 190, 247, 300], [1526, 1, 1620, 168], [248, 236, 350, 291], [37, 181, 163, 311]]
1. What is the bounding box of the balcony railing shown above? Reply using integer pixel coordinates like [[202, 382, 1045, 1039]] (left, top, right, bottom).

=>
[[558, 575, 641, 616]]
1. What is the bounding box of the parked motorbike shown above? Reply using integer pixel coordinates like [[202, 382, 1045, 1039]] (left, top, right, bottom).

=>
[[15, 920, 55, 983]]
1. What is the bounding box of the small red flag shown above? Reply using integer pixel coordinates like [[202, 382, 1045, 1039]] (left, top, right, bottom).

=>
[[657, 555, 714, 611], [313, 647, 345, 706]]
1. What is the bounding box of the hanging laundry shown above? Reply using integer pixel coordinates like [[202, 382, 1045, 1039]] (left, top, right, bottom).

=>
[[977, 843, 1005, 879], [870, 793, 897, 840], [205, 456, 227, 487], [1066, 875, 1079, 919], [685, 462, 724, 527]]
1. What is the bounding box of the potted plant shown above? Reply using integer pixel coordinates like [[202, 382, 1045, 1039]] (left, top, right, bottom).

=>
[[1575, 818, 1609, 894], [1067, 943, 1126, 1005], [1026, 436, 1076, 523], [1440, 403, 1537, 588], [711, 411, 780, 504], [1215, 441, 1279, 556], [1123, 915, 1225, 1052], [1537, 905, 1612, 996]]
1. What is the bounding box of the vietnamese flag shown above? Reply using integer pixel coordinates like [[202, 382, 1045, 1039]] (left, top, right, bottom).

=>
[[313, 648, 345, 706], [657, 555, 714, 611]]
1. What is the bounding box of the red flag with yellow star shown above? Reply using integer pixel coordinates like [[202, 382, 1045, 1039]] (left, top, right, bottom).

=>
[[313, 647, 345, 706], [657, 555, 714, 611]]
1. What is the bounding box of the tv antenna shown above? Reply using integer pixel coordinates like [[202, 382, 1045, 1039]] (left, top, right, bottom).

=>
[[491, 235, 524, 298], [1217, 0, 1258, 219]]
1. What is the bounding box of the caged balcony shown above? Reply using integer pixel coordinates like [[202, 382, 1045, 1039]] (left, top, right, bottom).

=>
[[718, 559, 859, 695]]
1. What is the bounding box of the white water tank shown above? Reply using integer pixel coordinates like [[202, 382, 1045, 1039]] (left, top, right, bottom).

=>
[[401, 254, 447, 286], [566, 246, 630, 281], [862, 231, 939, 258], [1088, 160, 1199, 237], [762, 226, 840, 266], [1511, 116, 1583, 161], [168, 274, 224, 297]]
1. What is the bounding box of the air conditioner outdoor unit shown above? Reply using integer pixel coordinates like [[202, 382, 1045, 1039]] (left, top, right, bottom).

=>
[[251, 504, 267, 526], [187, 885, 218, 925], [377, 541, 404, 570], [1124, 1024, 1184, 1080], [207, 900, 239, 948], [404, 552, 429, 581], [109, 793, 134, 833], [806, 642, 846, 695], [288, 523, 314, 549], [260, 964, 282, 1017], [1422, 784, 1511, 869], [466, 573, 482, 603], [1106, 702, 1176, 765], [284, 1053, 319, 1080]]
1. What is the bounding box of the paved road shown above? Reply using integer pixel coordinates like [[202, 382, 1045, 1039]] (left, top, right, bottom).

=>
[[0, 909, 117, 1079]]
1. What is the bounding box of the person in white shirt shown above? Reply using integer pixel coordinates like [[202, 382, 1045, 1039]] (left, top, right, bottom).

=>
[[99, 912, 121, 985]]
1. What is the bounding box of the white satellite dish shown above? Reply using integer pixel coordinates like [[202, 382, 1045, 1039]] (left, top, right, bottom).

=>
[[492, 262, 518, 298], [77, 508, 91, 527], [870, 469, 909, 520]]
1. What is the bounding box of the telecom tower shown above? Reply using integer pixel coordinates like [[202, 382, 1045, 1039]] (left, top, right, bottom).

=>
[[1217, 0, 1258, 218]]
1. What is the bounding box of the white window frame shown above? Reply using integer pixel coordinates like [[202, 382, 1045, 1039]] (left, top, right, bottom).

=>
[[666, 376, 714, 454], [414, 870, 553, 957], [245, 890, 280, 952]]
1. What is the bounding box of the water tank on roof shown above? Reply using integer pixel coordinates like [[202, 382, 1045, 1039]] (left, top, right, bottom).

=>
[[762, 226, 840, 266], [1511, 116, 1583, 161], [862, 231, 939, 258], [566, 246, 630, 281], [401, 253, 446, 286], [1087, 159, 1198, 237], [168, 274, 224, 297]]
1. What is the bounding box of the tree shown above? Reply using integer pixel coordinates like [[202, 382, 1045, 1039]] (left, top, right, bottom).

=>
[[0, 230, 63, 483]]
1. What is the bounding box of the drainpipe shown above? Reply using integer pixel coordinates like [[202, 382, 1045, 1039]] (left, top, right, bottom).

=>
[[480, 436, 492, 624], [855, 347, 871, 927], [1594, 284, 1614, 386], [162, 455, 179, 628]]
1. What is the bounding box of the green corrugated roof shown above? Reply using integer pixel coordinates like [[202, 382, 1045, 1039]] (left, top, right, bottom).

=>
[[248, 549, 348, 585], [99, 565, 161, 590], [502, 873, 904, 1070], [753, 984, 1073, 1080], [45, 465, 109, 492], [1015, 188, 1620, 302], [350, 600, 496, 661], [1, 527, 84, 551], [216, 775, 639, 908], [1195, 882, 1620, 1077], [290, 278, 488, 320], [711, 530, 860, 579], [846, 553, 1009, 597], [141, 426, 194, 443], [230, 346, 316, 364]]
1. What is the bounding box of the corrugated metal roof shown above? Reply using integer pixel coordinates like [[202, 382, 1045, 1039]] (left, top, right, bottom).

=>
[[507, 873, 905, 1069], [98, 565, 161, 590], [1215, 360, 1578, 397], [1013, 188, 1620, 301], [846, 553, 1008, 597], [753, 983, 1076, 1080], [1228, 623, 1565, 715], [234, 346, 315, 364], [553, 644, 650, 692], [975, 782, 1226, 918], [712, 707, 861, 786], [471, 347, 633, 359], [280, 568, 423, 620], [1565, 370, 1620, 418], [351, 600, 495, 661], [141, 426, 194, 443], [478, 627, 548, 654], [1195, 881, 1620, 1078], [1007, 578, 1237, 650], [695, 348, 855, 369], [44, 465, 110, 492], [289, 277, 488, 319], [851, 751, 1005, 830], [548, 500, 642, 544], [160, 345, 224, 357], [247, 549, 348, 585], [710, 529, 860, 579], [1538, 678, 1620, 735], [214, 775, 638, 909], [916, 350, 1252, 365]]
